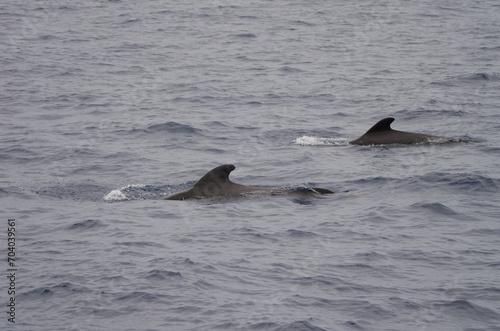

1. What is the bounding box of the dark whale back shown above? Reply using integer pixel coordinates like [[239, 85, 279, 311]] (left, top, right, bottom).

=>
[[162, 164, 333, 200], [349, 117, 447, 145]]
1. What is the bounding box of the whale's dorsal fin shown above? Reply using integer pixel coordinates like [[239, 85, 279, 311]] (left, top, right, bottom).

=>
[[366, 117, 395, 133], [192, 164, 235, 193]]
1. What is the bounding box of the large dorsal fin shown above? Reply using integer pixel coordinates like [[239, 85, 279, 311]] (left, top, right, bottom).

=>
[[193, 164, 235, 190], [365, 117, 395, 133]]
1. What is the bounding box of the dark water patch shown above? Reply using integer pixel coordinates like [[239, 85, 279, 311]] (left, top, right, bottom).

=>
[[335, 263, 374, 270], [146, 121, 203, 135], [235, 125, 260, 130], [459, 73, 500, 81], [290, 198, 314, 205], [67, 219, 105, 230], [272, 320, 326, 331], [292, 20, 316, 27], [236, 33, 257, 38], [431, 72, 500, 86], [342, 320, 366, 330], [450, 175, 499, 192], [19, 287, 54, 299], [432, 299, 500, 323], [463, 228, 500, 237], [20, 282, 88, 300], [206, 120, 229, 128], [246, 101, 262, 106], [249, 322, 279, 330], [121, 18, 140, 25], [481, 45, 500, 51], [194, 279, 221, 291], [182, 258, 195, 265], [202, 147, 226, 154], [287, 229, 317, 238], [0, 187, 8, 197], [231, 227, 268, 240], [115, 241, 165, 248], [279, 66, 304, 73], [212, 321, 240, 330]]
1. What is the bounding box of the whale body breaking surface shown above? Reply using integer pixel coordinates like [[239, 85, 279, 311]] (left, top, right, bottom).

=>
[[162, 164, 333, 200], [348, 117, 459, 146]]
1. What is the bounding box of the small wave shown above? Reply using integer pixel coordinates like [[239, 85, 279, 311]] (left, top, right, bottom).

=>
[[115, 291, 165, 303], [279, 66, 303, 73], [294, 136, 347, 146], [431, 72, 500, 86], [249, 322, 279, 329], [272, 320, 327, 331], [183, 258, 195, 265], [459, 72, 500, 81], [411, 202, 458, 216], [231, 227, 267, 239], [420, 172, 499, 193], [67, 219, 104, 230], [145, 269, 182, 280], [293, 20, 316, 27], [355, 251, 388, 262], [115, 241, 164, 248], [121, 18, 140, 25], [335, 263, 374, 270], [146, 121, 202, 135], [433, 299, 500, 322], [20, 287, 54, 299], [21, 282, 87, 300], [463, 228, 500, 237], [287, 229, 317, 238]]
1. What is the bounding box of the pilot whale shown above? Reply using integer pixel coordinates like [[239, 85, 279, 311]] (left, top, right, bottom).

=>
[[162, 164, 333, 200], [349, 117, 456, 146]]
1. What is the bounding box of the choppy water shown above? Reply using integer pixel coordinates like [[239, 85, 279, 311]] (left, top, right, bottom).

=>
[[1, 1, 500, 330]]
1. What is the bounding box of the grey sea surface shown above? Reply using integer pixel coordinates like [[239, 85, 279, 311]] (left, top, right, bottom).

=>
[[1, 1, 500, 330]]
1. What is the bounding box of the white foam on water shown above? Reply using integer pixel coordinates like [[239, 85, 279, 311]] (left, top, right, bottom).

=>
[[293, 136, 348, 146]]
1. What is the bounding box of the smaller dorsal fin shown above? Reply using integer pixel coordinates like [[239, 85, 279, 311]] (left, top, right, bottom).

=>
[[193, 164, 235, 189], [366, 117, 395, 133]]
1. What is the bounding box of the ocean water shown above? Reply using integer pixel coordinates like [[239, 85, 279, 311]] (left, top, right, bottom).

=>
[[1, 0, 500, 330]]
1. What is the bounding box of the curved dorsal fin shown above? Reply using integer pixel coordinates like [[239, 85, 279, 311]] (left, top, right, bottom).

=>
[[366, 117, 395, 133], [193, 164, 235, 189]]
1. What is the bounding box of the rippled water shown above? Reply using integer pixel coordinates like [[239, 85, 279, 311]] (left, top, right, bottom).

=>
[[1, 1, 500, 330]]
